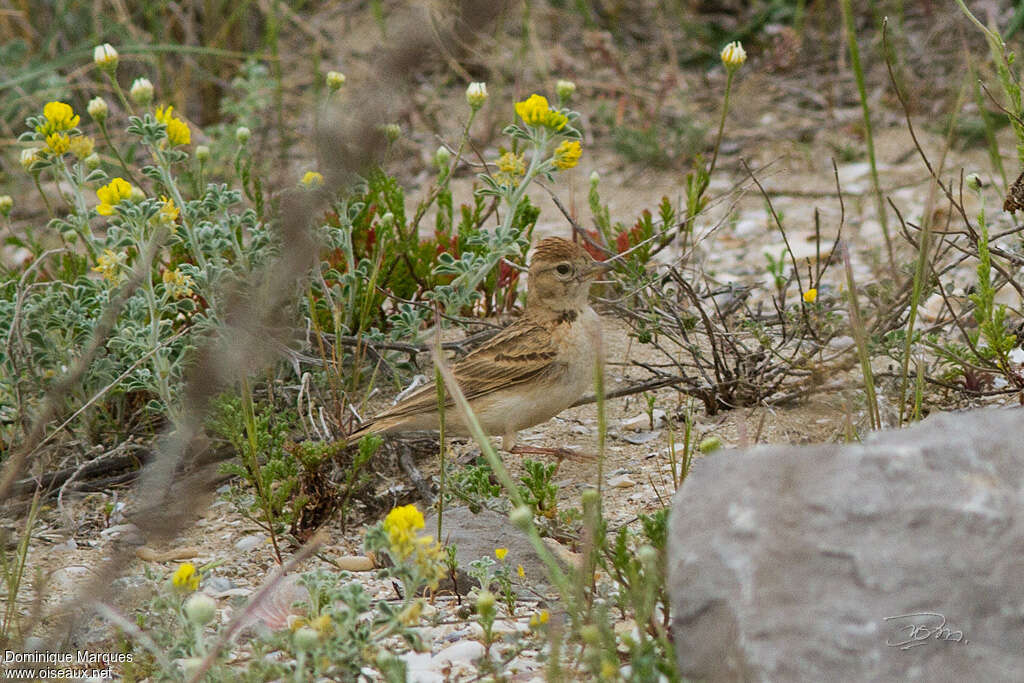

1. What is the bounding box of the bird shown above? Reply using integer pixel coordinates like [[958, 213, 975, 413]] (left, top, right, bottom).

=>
[[348, 236, 609, 458]]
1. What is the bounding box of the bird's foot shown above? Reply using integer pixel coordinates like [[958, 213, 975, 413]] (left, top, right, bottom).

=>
[[507, 444, 595, 463]]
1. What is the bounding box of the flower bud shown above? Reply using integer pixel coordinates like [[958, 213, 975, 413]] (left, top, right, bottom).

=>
[[465, 82, 488, 110], [183, 593, 217, 626], [93, 44, 119, 72], [0, 195, 13, 217], [965, 172, 983, 194], [84, 153, 102, 170], [509, 505, 533, 531], [434, 145, 451, 168], [87, 97, 109, 124], [699, 436, 723, 453], [129, 186, 146, 202], [326, 70, 346, 92], [589, 170, 600, 187], [637, 544, 658, 570], [383, 123, 401, 143], [20, 148, 41, 173], [475, 589, 496, 617], [580, 624, 601, 645], [555, 79, 576, 103], [195, 145, 210, 163], [129, 77, 154, 106], [235, 126, 251, 145], [293, 626, 320, 651], [720, 41, 747, 71]]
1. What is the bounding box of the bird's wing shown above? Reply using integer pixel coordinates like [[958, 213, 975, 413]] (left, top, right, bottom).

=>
[[361, 316, 560, 424]]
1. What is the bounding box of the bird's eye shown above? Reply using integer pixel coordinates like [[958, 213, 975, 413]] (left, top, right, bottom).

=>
[[556, 263, 572, 275]]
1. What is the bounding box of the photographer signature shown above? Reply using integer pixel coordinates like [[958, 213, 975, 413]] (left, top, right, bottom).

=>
[[883, 612, 968, 650]]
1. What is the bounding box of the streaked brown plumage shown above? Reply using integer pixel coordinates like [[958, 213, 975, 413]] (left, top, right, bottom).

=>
[[348, 237, 608, 454]]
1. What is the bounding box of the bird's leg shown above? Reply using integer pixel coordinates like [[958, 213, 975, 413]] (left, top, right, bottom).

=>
[[503, 432, 595, 462], [506, 443, 595, 463]]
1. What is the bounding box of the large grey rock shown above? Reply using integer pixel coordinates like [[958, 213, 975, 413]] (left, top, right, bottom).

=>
[[667, 407, 1024, 682], [424, 506, 553, 595]]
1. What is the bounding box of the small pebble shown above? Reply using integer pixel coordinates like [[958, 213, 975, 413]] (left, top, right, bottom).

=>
[[234, 534, 266, 552], [609, 474, 637, 488]]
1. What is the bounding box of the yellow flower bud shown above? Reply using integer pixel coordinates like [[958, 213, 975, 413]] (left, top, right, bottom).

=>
[[326, 70, 346, 91], [555, 79, 576, 102], [466, 82, 488, 110], [93, 43, 119, 71], [802, 288, 818, 304], [129, 77, 154, 106], [720, 41, 747, 70], [87, 97, 109, 123], [20, 148, 42, 172]]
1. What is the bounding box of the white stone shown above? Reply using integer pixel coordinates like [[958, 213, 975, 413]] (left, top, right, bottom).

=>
[[433, 640, 485, 666], [234, 534, 266, 552]]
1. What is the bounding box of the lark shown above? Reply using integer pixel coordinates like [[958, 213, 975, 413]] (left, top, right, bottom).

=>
[[348, 237, 608, 456]]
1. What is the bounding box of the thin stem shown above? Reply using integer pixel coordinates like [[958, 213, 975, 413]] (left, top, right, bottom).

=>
[[104, 72, 134, 116], [840, 0, 895, 271], [32, 175, 53, 216], [707, 69, 734, 180], [99, 121, 141, 186]]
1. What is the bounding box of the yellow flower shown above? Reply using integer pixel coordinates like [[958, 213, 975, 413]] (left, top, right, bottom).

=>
[[96, 177, 133, 215], [494, 547, 508, 561], [528, 609, 550, 630], [309, 614, 333, 635], [300, 171, 324, 189], [381, 505, 446, 590], [155, 106, 191, 146], [158, 196, 180, 224], [92, 249, 128, 283], [496, 151, 525, 176], [384, 504, 425, 549], [45, 133, 70, 156], [516, 94, 550, 126], [803, 288, 818, 304], [162, 268, 195, 298], [515, 94, 567, 130], [398, 599, 424, 626], [553, 139, 582, 170], [720, 41, 747, 70], [36, 101, 80, 136], [495, 151, 525, 186], [600, 658, 618, 679], [517, 564, 525, 579], [68, 136, 95, 160], [171, 562, 200, 591]]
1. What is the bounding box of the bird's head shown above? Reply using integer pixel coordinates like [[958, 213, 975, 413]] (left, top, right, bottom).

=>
[[526, 237, 610, 313]]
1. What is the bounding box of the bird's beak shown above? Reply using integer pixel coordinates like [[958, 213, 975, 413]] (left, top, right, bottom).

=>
[[582, 260, 613, 279]]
